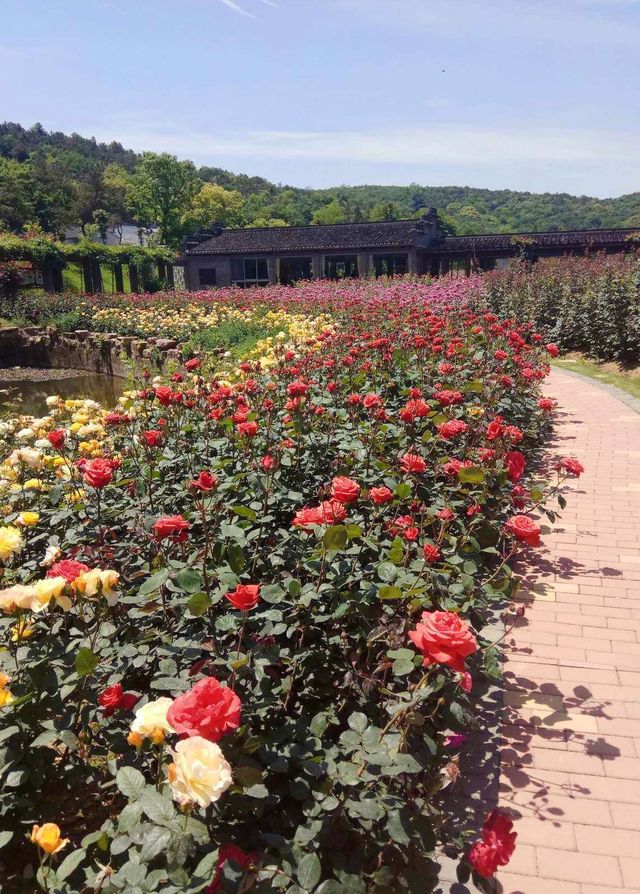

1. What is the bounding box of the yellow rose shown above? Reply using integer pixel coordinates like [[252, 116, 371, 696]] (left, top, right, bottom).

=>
[[130, 697, 174, 743], [0, 526, 24, 562], [167, 736, 233, 808], [0, 688, 14, 707], [10, 619, 34, 641], [76, 569, 119, 606], [0, 583, 35, 613], [18, 512, 39, 527], [23, 479, 45, 492], [30, 823, 69, 854], [31, 577, 72, 613]]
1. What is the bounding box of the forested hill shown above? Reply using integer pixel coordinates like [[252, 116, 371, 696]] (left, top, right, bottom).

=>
[[2, 122, 640, 243]]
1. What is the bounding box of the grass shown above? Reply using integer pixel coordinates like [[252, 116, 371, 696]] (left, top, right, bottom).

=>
[[62, 263, 132, 294], [553, 356, 640, 400]]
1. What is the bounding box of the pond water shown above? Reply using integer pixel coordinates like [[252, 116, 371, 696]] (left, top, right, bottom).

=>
[[0, 368, 127, 417]]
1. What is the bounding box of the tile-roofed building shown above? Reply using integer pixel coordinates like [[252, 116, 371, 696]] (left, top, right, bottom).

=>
[[180, 209, 640, 289]]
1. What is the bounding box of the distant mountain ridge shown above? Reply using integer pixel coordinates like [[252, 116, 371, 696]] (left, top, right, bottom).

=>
[[1, 121, 639, 236]]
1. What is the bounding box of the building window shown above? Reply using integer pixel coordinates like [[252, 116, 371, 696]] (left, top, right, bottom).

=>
[[231, 258, 269, 288], [278, 257, 313, 285], [325, 255, 359, 280], [198, 267, 217, 287], [373, 253, 409, 277]]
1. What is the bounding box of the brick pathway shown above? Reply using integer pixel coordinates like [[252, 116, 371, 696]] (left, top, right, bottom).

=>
[[497, 369, 640, 894]]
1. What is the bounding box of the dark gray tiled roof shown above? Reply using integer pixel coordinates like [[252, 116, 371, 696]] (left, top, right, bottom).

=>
[[188, 219, 427, 255], [435, 228, 640, 254], [186, 219, 640, 258]]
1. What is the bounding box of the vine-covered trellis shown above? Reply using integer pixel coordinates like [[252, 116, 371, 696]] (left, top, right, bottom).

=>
[[0, 233, 178, 294]]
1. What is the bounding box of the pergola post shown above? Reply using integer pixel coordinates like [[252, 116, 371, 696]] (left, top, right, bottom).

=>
[[82, 259, 94, 294], [157, 260, 167, 283], [41, 263, 55, 293], [51, 265, 64, 292], [113, 263, 124, 293], [129, 264, 140, 293], [91, 259, 103, 293], [166, 264, 175, 288]]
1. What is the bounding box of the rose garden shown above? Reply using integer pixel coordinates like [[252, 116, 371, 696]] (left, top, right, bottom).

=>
[[2, 255, 639, 893]]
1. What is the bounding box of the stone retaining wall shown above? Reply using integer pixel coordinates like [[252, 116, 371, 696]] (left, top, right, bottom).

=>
[[0, 327, 186, 378]]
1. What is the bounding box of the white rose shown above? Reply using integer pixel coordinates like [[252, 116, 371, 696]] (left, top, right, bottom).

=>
[[46, 396, 60, 407], [16, 428, 35, 442], [0, 583, 36, 613], [130, 697, 174, 741], [168, 736, 233, 808], [40, 544, 61, 568]]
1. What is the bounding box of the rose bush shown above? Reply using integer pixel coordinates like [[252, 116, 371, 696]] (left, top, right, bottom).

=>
[[0, 279, 576, 893]]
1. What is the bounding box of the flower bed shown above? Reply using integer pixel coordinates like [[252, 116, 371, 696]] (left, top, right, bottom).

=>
[[0, 280, 577, 893]]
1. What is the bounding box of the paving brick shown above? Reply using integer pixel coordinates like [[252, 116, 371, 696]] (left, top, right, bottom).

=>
[[536, 847, 623, 885], [498, 370, 640, 892]]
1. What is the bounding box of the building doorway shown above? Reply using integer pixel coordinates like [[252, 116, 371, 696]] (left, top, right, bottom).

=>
[[279, 257, 313, 285]]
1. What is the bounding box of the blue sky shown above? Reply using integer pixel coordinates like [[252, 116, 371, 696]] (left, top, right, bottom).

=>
[[2, 0, 639, 197]]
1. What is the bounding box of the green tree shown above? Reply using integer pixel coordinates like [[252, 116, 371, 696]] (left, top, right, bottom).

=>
[[126, 152, 200, 246], [182, 183, 245, 231], [311, 198, 346, 225], [370, 201, 401, 222], [0, 157, 35, 231], [247, 217, 289, 228]]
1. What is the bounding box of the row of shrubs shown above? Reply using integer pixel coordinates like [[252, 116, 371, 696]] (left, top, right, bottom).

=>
[[0, 279, 575, 893], [477, 253, 640, 364]]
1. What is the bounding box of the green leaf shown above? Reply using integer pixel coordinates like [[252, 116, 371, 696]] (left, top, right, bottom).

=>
[[323, 526, 348, 550], [140, 827, 172, 862], [187, 591, 211, 616], [175, 568, 202, 593], [232, 505, 257, 520], [348, 712, 368, 732], [235, 765, 264, 787], [116, 766, 146, 801], [376, 562, 397, 583], [139, 788, 175, 824], [227, 543, 246, 574], [392, 659, 416, 676], [0, 831, 13, 849], [388, 537, 404, 565], [297, 853, 321, 891], [395, 482, 411, 499], [56, 849, 85, 881], [139, 568, 169, 596], [75, 647, 99, 677], [378, 585, 402, 600], [458, 466, 485, 484]]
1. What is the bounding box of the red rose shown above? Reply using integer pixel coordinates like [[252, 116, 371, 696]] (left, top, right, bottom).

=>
[[538, 397, 555, 411], [504, 514, 541, 547], [98, 683, 138, 717], [142, 430, 163, 447], [153, 514, 191, 541], [47, 559, 89, 583], [82, 458, 113, 489], [167, 676, 241, 742], [185, 358, 201, 371], [292, 500, 346, 529], [505, 450, 526, 483], [468, 810, 517, 878], [370, 486, 393, 505], [46, 429, 66, 450], [439, 419, 468, 440], [226, 584, 260, 611], [557, 456, 584, 477], [190, 471, 219, 492], [155, 385, 173, 406], [409, 610, 478, 673], [261, 454, 275, 471], [546, 343, 560, 357], [330, 476, 360, 504], [400, 453, 427, 473], [237, 420, 258, 438], [287, 380, 309, 397], [486, 420, 504, 440], [422, 542, 441, 564], [206, 844, 257, 894], [438, 507, 455, 522]]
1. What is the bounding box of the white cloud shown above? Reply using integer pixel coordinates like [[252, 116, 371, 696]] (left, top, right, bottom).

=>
[[217, 0, 256, 17], [101, 123, 640, 167]]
